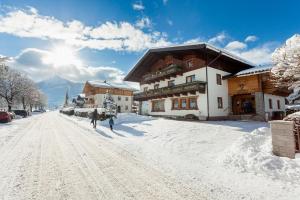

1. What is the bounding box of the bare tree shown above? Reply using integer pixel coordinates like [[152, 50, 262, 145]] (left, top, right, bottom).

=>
[[0, 64, 47, 111], [17, 78, 37, 110], [0, 65, 25, 111]]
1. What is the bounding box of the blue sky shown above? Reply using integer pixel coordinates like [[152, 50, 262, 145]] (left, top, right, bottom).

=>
[[0, 0, 299, 83]]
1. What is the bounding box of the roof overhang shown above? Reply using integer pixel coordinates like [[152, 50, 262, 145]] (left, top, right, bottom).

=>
[[124, 43, 256, 82]]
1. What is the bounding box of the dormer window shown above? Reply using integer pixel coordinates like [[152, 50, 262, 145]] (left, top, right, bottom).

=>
[[144, 87, 148, 92], [154, 84, 159, 89]]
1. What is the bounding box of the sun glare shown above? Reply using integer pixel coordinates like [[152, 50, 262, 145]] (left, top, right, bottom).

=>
[[43, 45, 82, 66]]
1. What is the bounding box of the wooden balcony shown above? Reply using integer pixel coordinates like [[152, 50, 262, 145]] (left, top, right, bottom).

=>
[[142, 64, 183, 83], [134, 81, 206, 101]]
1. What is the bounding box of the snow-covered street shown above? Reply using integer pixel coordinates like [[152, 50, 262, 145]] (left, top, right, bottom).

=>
[[0, 112, 203, 200], [1, 112, 300, 200]]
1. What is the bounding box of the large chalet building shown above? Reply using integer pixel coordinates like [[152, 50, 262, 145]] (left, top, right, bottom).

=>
[[124, 43, 288, 121], [82, 81, 134, 113]]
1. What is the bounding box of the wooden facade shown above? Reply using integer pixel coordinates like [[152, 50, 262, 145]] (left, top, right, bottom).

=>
[[83, 82, 134, 97], [124, 44, 253, 82], [228, 74, 262, 96], [133, 81, 206, 101], [228, 73, 289, 97]]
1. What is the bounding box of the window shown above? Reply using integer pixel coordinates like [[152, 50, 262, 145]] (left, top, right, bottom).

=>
[[152, 100, 165, 112], [118, 96, 121, 101], [172, 99, 179, 109], [143, 87, 148, 92], [125, 97, 129, 101], [189, 98, 197, 109], [168, 80, 175, 87], [277, 100, 281, 109], [216, 74, 222, 85], [172, 97, 198, 110], [181, 99, 187, 109], [186, 75, 195, 83], [217, 97, 223, 109], [269, 99, 273, 109], [125, 105, 128, 110], [154, 84, 159, 89], [187, 60, 193, 68]]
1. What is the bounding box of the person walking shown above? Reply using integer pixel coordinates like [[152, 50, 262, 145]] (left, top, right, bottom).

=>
[[109, 117, 114, 131], [91, 108, 98, 129]]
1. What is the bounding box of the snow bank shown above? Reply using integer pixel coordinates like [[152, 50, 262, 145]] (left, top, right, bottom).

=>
[[74, 108, 106, 113], [221, 127, 300, 183], [284, 111, 300, 120], [99, 113, 153, 126]]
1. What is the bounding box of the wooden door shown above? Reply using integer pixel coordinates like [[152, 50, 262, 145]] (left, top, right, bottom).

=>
[[232, 94, 256, 115]]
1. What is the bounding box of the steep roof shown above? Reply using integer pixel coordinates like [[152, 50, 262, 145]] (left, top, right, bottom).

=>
[[124, 43, 257, 82]]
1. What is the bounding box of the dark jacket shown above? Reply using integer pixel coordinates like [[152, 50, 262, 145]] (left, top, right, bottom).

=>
[[92, 109, 98, 119], [109, 118, 114, 126]]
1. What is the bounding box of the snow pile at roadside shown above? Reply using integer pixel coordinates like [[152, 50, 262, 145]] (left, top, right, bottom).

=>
[[100, 113, 153, 125], [221, 127, 300, 183], [283, 111, 300, 120], [74, 107, 106, 113]]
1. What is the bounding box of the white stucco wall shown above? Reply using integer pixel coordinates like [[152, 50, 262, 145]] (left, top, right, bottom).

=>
[[94, 94, 133, 113], [139, 67, 212, 118], [264, 93, 286, 113], [145, 91, 208, 119], [207, 67, 230, 117]]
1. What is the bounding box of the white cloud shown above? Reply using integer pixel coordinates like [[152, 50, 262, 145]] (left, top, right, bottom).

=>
[[225, 41, 247, 51], [0, 7, 170, 52], [135, 17, 152, 29], [237, 45, 274, 65], [208, 32, 227, 45], [184, 37, 202, 44], [6, 48, 129, 86], [132, 2, 145, 10], [163, 0, 168, 5], [245, 35, 258, 42], [225, 42, 278, 65], [167, 19, 173, 26]]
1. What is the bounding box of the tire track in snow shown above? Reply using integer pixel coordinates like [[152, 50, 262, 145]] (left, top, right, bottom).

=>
[[57, 112, 205, 200]]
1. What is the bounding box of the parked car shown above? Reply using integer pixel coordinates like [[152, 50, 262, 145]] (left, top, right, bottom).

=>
[[8, 112, 16, 119], [0, 111, 12, 123], [12, 110, 28, 118]]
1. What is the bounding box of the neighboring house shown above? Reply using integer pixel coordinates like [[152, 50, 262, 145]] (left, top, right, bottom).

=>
[[82, 81, 134, 113], [226, 66, 288, 120], [124, 43, 289, 121]]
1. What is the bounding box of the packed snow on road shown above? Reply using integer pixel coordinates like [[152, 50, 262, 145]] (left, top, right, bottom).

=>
[[1, 111, 300, 200]]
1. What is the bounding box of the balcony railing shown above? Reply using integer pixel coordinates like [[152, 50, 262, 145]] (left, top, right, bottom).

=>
[[134, 81, 206, 101], [142, 64, 183, 83]]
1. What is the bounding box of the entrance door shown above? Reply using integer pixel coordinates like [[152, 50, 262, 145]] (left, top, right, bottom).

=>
[[232, 94, 256, 115], [117, 106, 121, 113], [141, 101, 149, 115]]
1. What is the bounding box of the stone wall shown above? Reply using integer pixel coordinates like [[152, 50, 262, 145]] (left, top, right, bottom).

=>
[[255, 92, 265, 119], [270, 120, 295, 159]]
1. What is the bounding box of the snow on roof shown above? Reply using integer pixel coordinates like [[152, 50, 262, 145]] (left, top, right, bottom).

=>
[[287, 89, 300, 102], [87, 81, 136, 91], [285, 104, 300, 110], [234, 66, 272, 76]]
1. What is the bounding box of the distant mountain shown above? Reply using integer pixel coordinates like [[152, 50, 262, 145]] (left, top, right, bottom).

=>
[[37, 76, 84, 108]]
